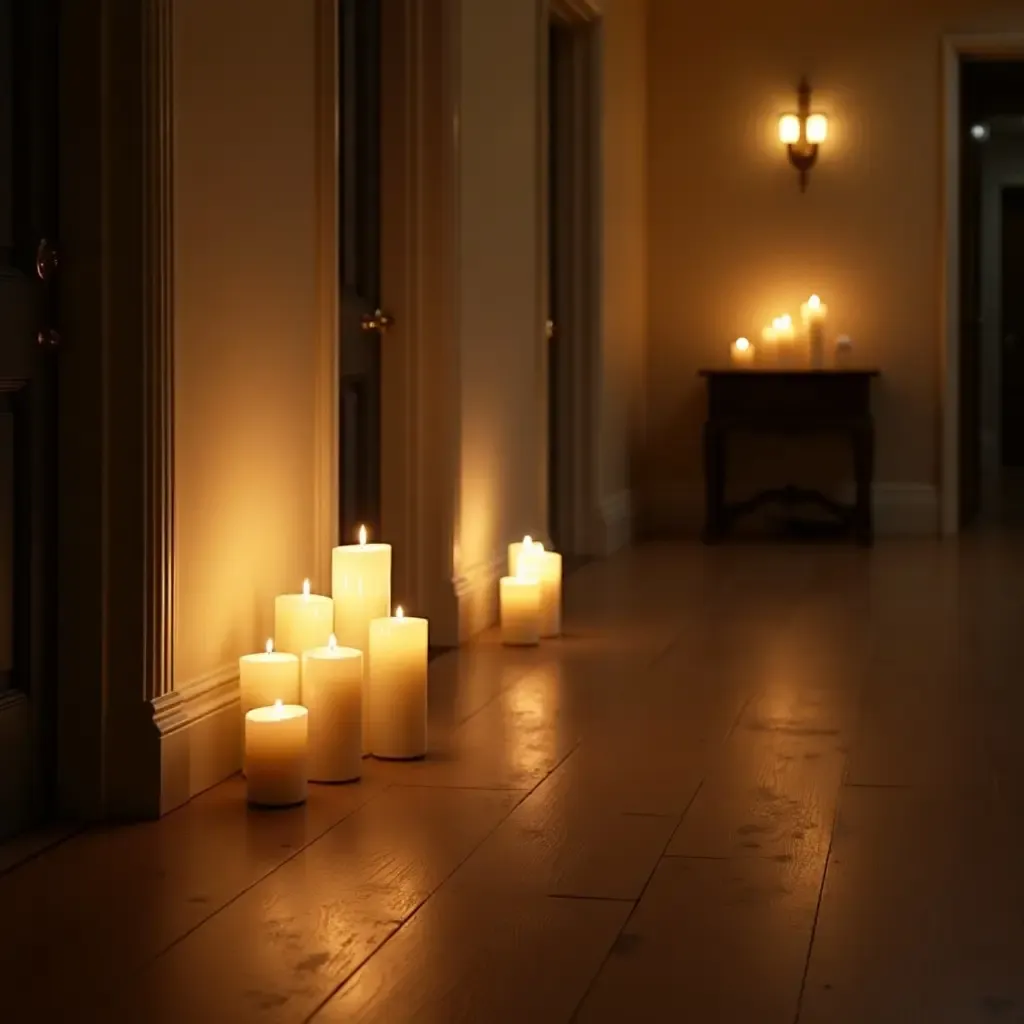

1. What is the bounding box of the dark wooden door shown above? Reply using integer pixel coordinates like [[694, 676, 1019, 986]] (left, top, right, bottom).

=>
[[0, 0, 59, 839], [338, 0, 387, 546], [959, 105, 983, 527], [547, 23, 563, 550], [1000, 187, 1024, 467]]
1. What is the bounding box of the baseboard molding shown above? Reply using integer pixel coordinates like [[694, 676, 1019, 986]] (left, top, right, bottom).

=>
[[641, 480, 940, 538], [154, 662, 242, 814], [453, 551, 504, 642], [599, 490, 633, 555]]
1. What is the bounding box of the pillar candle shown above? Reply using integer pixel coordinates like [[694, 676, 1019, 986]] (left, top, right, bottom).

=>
[[332, 524, 392, 752], [801, 294, 828, 369], [301, 636, 363, 783], [508, 535, 538, 578], [500, 576, 541, 646], [274, 578, 334, 658], [518, 541, 562, 638], [239, 639, 300, 722], [367, 607, 428, 759], [244, 700, 309, 807], [730, 337, 755, 366]]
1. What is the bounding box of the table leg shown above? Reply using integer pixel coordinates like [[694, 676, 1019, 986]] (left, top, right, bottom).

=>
[[852, 421, 874, 546], [702, 422, 726, 543]]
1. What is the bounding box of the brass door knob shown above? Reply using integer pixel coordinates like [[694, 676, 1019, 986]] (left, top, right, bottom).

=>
[[360, 308, 394, 333], [546, 319, 555, 341], [36, 328, 61, 348], [35, 238, 58, 281]]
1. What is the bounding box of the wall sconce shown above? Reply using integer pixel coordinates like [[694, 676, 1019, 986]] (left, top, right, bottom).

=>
[[778, 77, 828, 192]]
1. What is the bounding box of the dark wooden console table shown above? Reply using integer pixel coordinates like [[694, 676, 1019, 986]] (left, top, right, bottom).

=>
[[699, 369, 879, 545]]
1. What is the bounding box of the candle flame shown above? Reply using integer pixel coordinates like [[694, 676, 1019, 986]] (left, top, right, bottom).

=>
[[808, 294, 821, 309], [302, 578, 311, 597], [274, 698, 283, 708], [735, 336, 750, 352], [265, 638, 274, 654], [358, 524, 367, 546], [396, 605, 405, 619], [523, 534, 532, 546], [328, 633, 337, 650], [272, 698, 284, 719]]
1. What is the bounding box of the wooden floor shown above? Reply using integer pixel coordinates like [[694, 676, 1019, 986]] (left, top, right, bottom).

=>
[[3, 539, 1024, 1023]]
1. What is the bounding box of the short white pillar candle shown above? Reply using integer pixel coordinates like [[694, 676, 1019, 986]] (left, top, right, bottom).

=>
[[301, 635, 363, 783], [244, 700, 309, 807], [332, 524, 392, 752], [274, 578, 334, 658], [367, 606, 428, 760], [516, 541, 562, 638], [500, 576, 541, 646], [239, 639, 300, 722]]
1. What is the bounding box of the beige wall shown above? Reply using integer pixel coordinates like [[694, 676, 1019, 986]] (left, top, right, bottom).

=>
[[173, 0, 323, 689], [643, 0, 1024, 532], [600, 0, 647, 538], [455, 0, 546, 631]]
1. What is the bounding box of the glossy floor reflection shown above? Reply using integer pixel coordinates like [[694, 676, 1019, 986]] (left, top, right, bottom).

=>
[[3, 539, 1024, 1022]]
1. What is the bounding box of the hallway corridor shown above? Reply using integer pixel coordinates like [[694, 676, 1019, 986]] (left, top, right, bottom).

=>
[[2, 540, 1024, 1022]]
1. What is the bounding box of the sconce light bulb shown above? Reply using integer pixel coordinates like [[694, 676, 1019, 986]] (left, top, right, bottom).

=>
[[805, 114, 828, 144], [778, 114, 801, 145]]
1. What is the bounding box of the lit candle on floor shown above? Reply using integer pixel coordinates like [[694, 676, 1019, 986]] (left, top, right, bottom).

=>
[[508, 534, 537, 577], [519, 541, 562, 638], [730, 336, 755, 366], [274, 579, 334, 658], [367, 606, 428, 760], [245, 700, 309, 807], [332, 525, 392, 753], [302, 635, 363, 783], [500, 575, 541, 646], [239, 639, 300, 721]]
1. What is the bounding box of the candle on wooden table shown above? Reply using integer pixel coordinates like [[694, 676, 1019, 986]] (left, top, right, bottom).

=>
[[239, 639, 300, 722], [500, 575, 541, 646], [302, 634, 363, 782], [801, 294, 828, 368], [518, 540, 562, 638], [730, 336, 755, 366], [367, 606, 428, 759], [332, 524, 392, 752], [274, 578, 334, 658], [759, 324, 778, 364], [244, 699, 309, 807]]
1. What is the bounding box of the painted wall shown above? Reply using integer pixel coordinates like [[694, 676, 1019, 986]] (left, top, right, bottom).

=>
[[600, 0, 647, 546], [455, 0, 546, 633], [173, 0, 321, 690], [644, 0, 1024, 533]]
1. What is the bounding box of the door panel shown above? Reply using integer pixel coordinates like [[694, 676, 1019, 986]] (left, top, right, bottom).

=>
[[0, 0, 59, 839], [338, 0, 384, 545], [1000, 187, 1024, 467]]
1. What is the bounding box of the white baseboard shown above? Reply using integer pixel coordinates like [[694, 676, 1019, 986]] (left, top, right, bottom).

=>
[[453, 552, 505, 642], [642, 480, 940, 538], [599, 490, 633, 555], [154, 662, 242, 813]]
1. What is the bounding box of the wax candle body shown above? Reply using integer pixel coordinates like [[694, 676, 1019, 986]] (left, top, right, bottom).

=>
[[302, 643, 363, 782], [274, 584, 334, 657], [500, 576, 541, 646], [331, 539, 392, 752], [535, 551, 563, 638], [801, 295, 828, 369], [245, 703, 309, 806], [367, 614, 428, 759], [239, 645, 300, 721]]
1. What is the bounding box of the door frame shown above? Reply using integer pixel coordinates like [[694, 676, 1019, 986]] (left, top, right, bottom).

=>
[[941, 34, 1024, 535], [547, 0, 602, 556]]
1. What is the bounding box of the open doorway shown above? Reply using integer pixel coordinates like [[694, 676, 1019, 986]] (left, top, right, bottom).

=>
[[546, 5, 599, 560], [958, 59, 1024, 529]]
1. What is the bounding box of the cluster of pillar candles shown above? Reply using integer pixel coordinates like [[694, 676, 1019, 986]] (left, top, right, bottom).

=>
[[238, 528, 563, 808], [729, 293, 829, 367]]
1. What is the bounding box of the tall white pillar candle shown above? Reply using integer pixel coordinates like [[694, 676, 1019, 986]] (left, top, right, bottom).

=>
[[500, 576, 541, 646], [332, 525, 392, 751], [239, 639, 300, 722], [535, 551, 563, 638], [301, 636, 363, 783], [367, 607, 428, 759], [244, 701, 309, 807], [274, 579, 334, 658]]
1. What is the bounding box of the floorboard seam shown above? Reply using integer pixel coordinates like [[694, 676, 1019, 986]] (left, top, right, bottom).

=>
[[566, 775, 708, 1023]]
